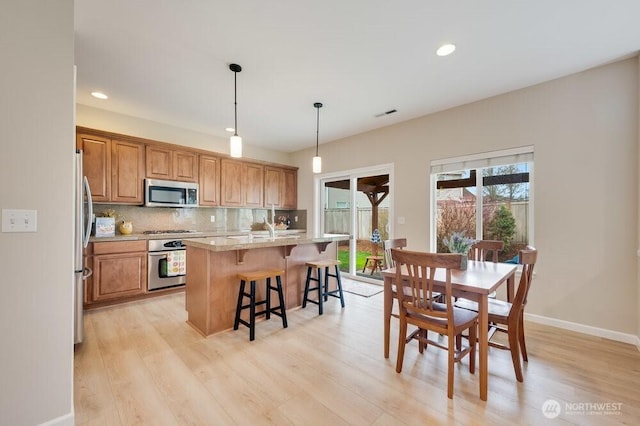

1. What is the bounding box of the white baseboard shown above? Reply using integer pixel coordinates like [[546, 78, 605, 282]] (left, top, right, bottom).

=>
[[525, 312, 640, 351], [38, 412, 74, 426]]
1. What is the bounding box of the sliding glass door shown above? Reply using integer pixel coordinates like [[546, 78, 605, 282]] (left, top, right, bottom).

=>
[[317, 164, 393, 282], [321, 177, 354, 275]]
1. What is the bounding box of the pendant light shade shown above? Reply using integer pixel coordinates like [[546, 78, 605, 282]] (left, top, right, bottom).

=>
[[313, 102, 323, 174], [229, 63, 242, 158]]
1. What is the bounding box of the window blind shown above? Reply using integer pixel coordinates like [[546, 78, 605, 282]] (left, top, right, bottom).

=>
[[430, 146, 534, 174]]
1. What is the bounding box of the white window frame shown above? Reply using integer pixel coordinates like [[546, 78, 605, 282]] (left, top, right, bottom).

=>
[[429, 146, 534, 252]]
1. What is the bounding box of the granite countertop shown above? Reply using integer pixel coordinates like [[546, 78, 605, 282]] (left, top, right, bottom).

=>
[[181, 233, 350, 252], [89, 229, 307, 243]]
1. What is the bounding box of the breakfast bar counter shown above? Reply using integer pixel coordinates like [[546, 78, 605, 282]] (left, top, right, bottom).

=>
[[182, 233, 349, 336]]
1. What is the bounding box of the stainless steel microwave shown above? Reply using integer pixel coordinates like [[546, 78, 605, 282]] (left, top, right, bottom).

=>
[[144, 179, 199, 207]]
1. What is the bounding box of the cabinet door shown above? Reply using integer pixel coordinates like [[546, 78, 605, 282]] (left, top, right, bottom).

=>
[[220, 159, 243, 206], [199, 155, 220, 206], [146, 146, 173, 180], [78, 134, 111, 202], [244, 163, 264, 207], [282, 168, 297, 209], [92, 252, 147, 302], [111, 140, 144, 203], [264, 167, 283, 207], [174, 150, 198, 182]]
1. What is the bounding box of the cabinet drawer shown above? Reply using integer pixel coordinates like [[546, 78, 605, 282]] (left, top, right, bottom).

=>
[[93, 240, 147, 255]]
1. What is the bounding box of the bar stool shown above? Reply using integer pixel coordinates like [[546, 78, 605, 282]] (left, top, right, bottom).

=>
[[302, 260, 345, 315], [233, 269, 287, 341]]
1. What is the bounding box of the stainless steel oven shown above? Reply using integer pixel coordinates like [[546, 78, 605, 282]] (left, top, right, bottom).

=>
[[148, 238, 187, 291]]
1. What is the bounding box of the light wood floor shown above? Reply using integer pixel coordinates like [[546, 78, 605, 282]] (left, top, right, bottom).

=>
[[74, 288, 640, 425]]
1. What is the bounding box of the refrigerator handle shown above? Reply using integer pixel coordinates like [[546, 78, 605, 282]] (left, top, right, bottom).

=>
[[82, 266, 93, 279], [83, 176, 93, 248]]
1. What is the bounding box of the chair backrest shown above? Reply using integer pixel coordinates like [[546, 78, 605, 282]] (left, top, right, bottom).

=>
[[510, 246, 537, 320], [383, 238, 407, 269], [468, 240, 504, 262], [391, 248, 462, 324]]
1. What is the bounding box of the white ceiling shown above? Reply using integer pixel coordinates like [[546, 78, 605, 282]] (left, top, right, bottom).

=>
[[74, 0, 640, 153]]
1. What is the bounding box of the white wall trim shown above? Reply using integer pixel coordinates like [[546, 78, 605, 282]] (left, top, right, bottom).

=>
[[38, 412, 74, 426], [525, 313, 640, 350]]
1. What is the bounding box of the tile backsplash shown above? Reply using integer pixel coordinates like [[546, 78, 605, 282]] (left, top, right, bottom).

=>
[[93, 204, 307, 235]]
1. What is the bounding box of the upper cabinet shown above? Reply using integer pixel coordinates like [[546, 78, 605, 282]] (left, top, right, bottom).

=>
[[146, 146, 198, 182], [78, 133, 111, 202], [244, 163, 264, 207], [111, 140, 145, 203], [264, 166, 297, 209], [220, 159, 264, 207], [282, 168, 297, 209], [220, 159, 243, 207], [199, 155, 220, 206], [77, 127, 296, 208], [77, 132, 144, 204]]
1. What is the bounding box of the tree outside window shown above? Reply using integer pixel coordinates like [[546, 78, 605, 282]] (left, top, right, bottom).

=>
[[435, 162, 530, 261]]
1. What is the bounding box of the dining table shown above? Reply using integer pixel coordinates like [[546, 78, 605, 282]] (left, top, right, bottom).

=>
[[382, 259, 517, 401]]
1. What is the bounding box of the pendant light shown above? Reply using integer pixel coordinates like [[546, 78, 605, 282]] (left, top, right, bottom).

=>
[[229, 63, 242, 158], [313, 102, 323, 173]]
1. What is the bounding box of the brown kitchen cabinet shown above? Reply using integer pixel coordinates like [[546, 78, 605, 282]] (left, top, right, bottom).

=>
[[111, 140, 145, 203], [220, 159, 264, 207], [90, 240, 147, 303], [244, 162, 264, 207], [77, 133, 111, 202], [264, 166, 297, 209], [199, 154, 220, 206], [146, 145, 198, 182], [77, 132, 144, 204]]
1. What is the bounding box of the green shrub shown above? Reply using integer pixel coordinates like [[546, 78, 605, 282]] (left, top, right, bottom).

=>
[[487, 205, 516, 251]]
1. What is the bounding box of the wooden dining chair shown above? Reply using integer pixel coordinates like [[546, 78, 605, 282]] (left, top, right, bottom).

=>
[[468, 240, 504, 300], [391, 248, 478, 399], [383, 238, 407, 269], [455, 246, 537, 382], [468, 240, 504, 262], [384, 238, 442, 314]]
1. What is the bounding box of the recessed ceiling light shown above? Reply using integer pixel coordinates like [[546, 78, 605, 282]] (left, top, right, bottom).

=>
[[91, 91, 108, 100], [225, 127, 235, 133], [436, 43, 456, 57]]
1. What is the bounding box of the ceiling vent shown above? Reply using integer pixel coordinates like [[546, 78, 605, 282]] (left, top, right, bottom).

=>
[[374, 109, 397, 118]]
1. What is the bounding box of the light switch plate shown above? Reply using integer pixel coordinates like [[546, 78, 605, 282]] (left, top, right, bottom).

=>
[[2, 209, 37, 232]]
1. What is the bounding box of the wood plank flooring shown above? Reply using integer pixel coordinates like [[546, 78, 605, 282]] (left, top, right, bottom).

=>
[[74, 288, 640, 425]]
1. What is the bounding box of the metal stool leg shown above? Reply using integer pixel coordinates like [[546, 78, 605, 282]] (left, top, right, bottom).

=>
[[234, 279, 246, 330], [302, 266, 312, 308], [265, 277, 271, 320], [249, 280, 256, 341], [276, 275, 288, 328], [334, 264, 345, 308]]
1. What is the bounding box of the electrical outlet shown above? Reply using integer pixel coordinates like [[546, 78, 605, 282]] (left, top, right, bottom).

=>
[[210, 215, 215, 223], [2, 209, 37, 232], [397, 216, 405, 225], [294, 216, 298, 222]]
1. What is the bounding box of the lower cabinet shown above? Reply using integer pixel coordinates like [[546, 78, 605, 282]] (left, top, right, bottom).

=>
[[90, 240, 147, 303]]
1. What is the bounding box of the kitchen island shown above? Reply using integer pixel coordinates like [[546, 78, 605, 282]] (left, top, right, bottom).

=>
[[182, 233, 349, 336]]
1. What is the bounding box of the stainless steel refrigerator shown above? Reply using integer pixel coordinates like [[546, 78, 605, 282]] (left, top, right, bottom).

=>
[[74, 149, 93, 344]]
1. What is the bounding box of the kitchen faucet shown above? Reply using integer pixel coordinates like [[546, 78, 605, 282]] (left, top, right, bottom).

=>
[[264, 218, 275, 238], [264, 203, 276, 238]]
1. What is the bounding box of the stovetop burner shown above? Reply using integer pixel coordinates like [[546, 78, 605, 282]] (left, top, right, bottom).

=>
[[143, 230, 199, 235]]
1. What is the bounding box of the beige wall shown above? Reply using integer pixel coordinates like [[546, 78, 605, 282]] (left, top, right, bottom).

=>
[[637, 55, 640, 346], [293, 58, 639, 338], [76, 104, 294, 166], [0, 1, 75, 425]]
